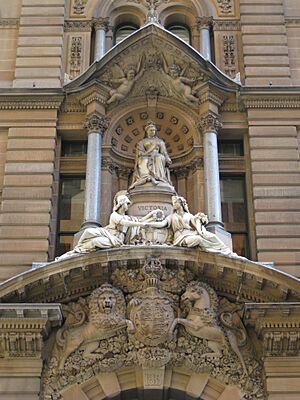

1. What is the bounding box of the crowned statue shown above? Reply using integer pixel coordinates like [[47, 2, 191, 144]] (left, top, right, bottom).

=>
[[129, 120, 173, 190]]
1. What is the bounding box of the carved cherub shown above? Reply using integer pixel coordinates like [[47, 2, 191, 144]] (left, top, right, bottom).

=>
[[107, 57, 145, 104], [162, 56, 203, 103]]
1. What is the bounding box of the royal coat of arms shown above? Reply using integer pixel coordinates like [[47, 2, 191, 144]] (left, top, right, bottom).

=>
[[128, 285, 175, 346]]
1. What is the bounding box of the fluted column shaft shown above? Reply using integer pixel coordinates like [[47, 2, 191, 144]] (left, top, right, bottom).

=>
[[198, 113, 223, 228], [82, 114, 109, 228], [197, 17, 213, 60], [94, 18, 109, 61]]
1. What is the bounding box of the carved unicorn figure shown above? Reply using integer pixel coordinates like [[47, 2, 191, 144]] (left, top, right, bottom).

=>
[[170, 282, 248, 375]]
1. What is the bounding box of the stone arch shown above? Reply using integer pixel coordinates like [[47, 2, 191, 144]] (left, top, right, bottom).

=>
[[57, 367, 243, 400], [87, 0, 147, 21]]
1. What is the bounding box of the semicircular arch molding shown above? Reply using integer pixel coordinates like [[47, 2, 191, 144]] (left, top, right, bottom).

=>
[[87, 0, 147, 20], [46, 368, 243, 400]]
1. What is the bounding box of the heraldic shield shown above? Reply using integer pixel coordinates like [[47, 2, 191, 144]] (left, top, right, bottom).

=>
[[128, 286, 175, 346]]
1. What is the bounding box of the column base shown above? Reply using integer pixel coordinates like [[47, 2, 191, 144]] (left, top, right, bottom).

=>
[[206, 224, 233, 251]]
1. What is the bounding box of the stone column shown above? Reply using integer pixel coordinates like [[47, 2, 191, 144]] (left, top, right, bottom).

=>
[[196, 17, 213, 60], [198, 113, 222, 228], [83, 113, 110, 228], [93, 18, 109, 61]]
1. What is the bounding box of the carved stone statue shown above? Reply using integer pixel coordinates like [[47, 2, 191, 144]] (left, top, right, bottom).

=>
[[106, 59, 144, 104], [171, 282, 249, 375], [55, 284, 130, 369], [56, 192, 161, 259], [129, 121, 173, 189], [146, 195, 236, 256], [162, 57, 203, 104], [170, 282, 227, 357]]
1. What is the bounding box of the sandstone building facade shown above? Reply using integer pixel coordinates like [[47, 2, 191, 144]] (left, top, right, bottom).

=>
[[0, 0, 300, 399]]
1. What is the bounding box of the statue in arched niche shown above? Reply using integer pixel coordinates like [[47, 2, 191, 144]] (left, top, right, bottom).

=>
[[129, 120, 173, 189]]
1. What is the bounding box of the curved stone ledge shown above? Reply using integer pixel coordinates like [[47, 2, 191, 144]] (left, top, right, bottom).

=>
[[0, 246, 299, 303]]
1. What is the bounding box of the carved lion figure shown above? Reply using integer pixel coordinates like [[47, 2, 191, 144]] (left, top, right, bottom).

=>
[[56, 284, 128, 370]]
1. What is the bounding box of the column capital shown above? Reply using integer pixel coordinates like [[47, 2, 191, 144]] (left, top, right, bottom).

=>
[[197, 112, 222, 134], [195, 16, 213, 30], [84, 113, 110, 135], [93, 17, 109, 31]]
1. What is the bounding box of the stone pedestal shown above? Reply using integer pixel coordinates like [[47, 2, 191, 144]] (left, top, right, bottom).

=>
[[128, 183, 176, 218]]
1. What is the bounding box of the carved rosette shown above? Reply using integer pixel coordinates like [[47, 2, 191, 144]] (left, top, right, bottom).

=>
[[197, 113, 222, 134], [84, 113, 110, 136]]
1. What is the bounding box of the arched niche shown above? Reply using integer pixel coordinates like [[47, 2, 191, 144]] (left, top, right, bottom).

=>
[[104, 102, 201, 161]]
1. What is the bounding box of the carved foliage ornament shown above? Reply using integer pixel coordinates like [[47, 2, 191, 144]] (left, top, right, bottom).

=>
[[223, 34, 236, 78], [197, 113, 222, 133], [217, 0, 234, 15], [72, 0, 88, 15], [84, 114, 110, 135], [69, 36, 82, 78], [42, 259, 264, 399]]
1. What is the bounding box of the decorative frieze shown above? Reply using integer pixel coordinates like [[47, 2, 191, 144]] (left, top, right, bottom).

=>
[[245, 303, 300, 357], [285, 17, 300, 27], [217, 0, 234, 16], [84, 113, 110, 135], [0, 18, 19, 28], [0, 305, 62, 359], [64, 20, 92, 32], [213, 20, 240, 31], [242, 96, 300, 109]]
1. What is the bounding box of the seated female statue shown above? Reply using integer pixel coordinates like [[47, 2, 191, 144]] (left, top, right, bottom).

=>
[[56, 192, 159, 259], [129, 121, 173, 189], [146, 195, 238, 257]]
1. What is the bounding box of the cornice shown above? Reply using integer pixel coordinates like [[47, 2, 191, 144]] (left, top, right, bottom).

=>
[[0, 93, 64, 110]]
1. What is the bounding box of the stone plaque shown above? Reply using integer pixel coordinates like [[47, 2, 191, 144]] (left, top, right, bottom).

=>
[[143, 367, 165, 388]]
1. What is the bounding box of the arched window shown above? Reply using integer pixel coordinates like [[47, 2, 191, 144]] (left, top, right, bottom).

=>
[[166, 24, 191, 45], [114, 24, 139, 45]]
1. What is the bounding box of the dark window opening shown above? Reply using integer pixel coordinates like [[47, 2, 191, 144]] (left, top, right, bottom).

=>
[[166, 24, 191, 45]]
